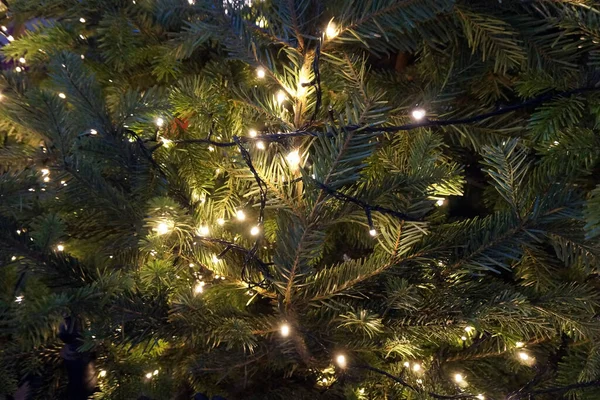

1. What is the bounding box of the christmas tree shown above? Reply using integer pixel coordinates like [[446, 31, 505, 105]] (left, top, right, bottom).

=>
[[3, 0, 600, 399]]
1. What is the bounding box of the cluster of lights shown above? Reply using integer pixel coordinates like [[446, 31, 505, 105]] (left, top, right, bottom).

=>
[[145, 369, 159, 379]]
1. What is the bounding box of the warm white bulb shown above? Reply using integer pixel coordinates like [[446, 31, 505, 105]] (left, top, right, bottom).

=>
[[197, 225, 209, 236], [15, 295, 24, 303], [145, 372, 152, 379], [412, 363, 421, 372], [403, 361, 410, 368], [188, 0, 195, 4], [58, 92, 66, 99], [155, 117, 164, 127], [194, 281, 204, 294], [325, 19, 338, 39], [211, 254, 220, 263], [41, 168, 50, 176], [99, 370, 107, 378], [15, 66, 22, 72], [236, 210, 246, 221], [43, 176, 50, 182], [256, 141, 266, 150], [153, 369, 159, 376], [464, 326, 474, 333], [249, 129, 258, 137], [217, 218, 225, 226], [276, 90, 286, 105], [1, 26, 7, 32], [208, 146, 214, 152], [280, 323, 290, 337], [411, 108, 426, 121], [515, 341, 525, 348], [256, 68, 265, 79], [336, 354, 347, 368], [286, 150, 301, 169], [156, 222, 170, 235], [461, 336, 467, 341], [7, 35, 14, 42], [18, 57, 26, 64], [454, 373, 464, 383], [250, 226, 260, 236], [161, 138, 172, 148], [11, 256, 16, 261], [476, 395, 485, 400], [436, 199, 445, 206], [56, 244, 65, 251], [369, 229, 377, 237], [79, 17, 86, 23], [90, 129, 97, 135], [518, 351, 530, 361]]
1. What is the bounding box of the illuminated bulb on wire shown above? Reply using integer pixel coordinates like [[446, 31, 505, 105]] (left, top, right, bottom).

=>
[[461, 336, 467, 341], [11, 256, 16, 261], [369, 228, 377, 237], [41, 168, 50, 176], [436, 199, 445, 206], [58, 93, 66, 99], [515, 341, 525, 348], [161, 138, 172, 147], [256, 141, 265, 150], [153, 369, 159, 376], [197, 225, 209, 236], [335, 354, 347, 368], [403, 361, 410, 368], [194, 281, 204, 294], [56, 244, 65, 251], [276, 90, 286, 105], [15, 295, 24, 303], [236, 210, 246, 221], [155, 117, 164, 127], [256, 68, 265, 79], [156, 222, 170, 235], [188, 0, 195, 4], [145, 372, 153, 379], [18, 57, 26, 64], [99, 370, 107, 378], [412, 363, 421, 372], [453, 373, 464, 383], [1, 26, 6, 31], [411, 108, 426, 121], [80, 17, 86, 23], [280, 323, 290, 337], [43, 176, 50, 182], [217, 218, 225, 226], [464, 326, 474, 333], [249, 129, 258, 137], [7, 35, 14, 42], [15, 66, 22, 72], [325, 19, 339, 39], [90, 129, 97, 135], [250, 226, 260, 236], [211, 254, 220, 263], [518, 351, 530, 361], [476, 395, 485, 400], [286, 150, 301, 169]]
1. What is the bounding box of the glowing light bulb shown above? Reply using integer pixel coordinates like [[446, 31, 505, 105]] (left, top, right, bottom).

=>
[[1, 26, 6, 31], [464, 326, 474, 333], [80, 17, 86, 23], [325, 19, 339, 39], [412, 363, 421, 372], [286, 150, 301, 169], [276, 90, 286, 105], [477, 395, 485, 400], [155, 117, 164, 127], [153, 369, 159, 376], [369, 229, 377, 237], [58, 93, 66, 99], [411, 108, 426, 121], [211, 254, 220, 263], [161, 138, 172, 148], [41, 168, 50, 176], [197, 225, 209, 236], [553, 140, 559, 146], [250, 226, 260, 236], [43, 176, 50, 182], [236, 210, 246, 221], [188, 0, 195, 4], [56, 244, 65, 251], [256, 67, 265, 79], [99, 370, 107, 378], [518, 351, 530, 361], [280, 323, 290, 337], [249, 129, 258, 137], [15, 295, 24, 303], [461, 336, 467, 341], [208, 146, 214, 152], [18, 57, 26, 64], [336, 354, 347, 368], [256, 141, 265, 150], [145, 372, 152, 379], [454, 373, 464, 383], [15, 66, 22, 72], [194, 281, 204, 294], [515, 341, 525, 348], [217, 218, 225, 226], [403, 362, 410, 368], [90, 129, 97, 135], [11, 256, 16, 261], [7, 35, 14, 42], [156, 222, 170, 235], [436, 199, 445, 206]]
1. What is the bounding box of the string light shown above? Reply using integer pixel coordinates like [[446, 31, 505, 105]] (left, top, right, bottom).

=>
[[403, 361, 410, 368], [412, 363, 422, 372], [436, 199, 445, 206], [15, 295, 24, 303], [1, 26, 6, 31], [335, 354, 347, 368], [411, 108, 426, 121], [155, 222, 171, 235], [145, 372, 152, 379], [476, 395, 485, 400], [256, 141, 266, 150], [211, 254, 220, 263], [194, 281, 205, 294], [518, 351, 530, 361], [90, 129, 97, 135], [43, 176, 50, 182], [515, 341, 525, 348], [79, 17, 86, 23], [453, 373, 464, 383], [236, 210, 246, 221], [161, 138, 172, 147], [15, 66, 22, 72], [217, 218, 225, 226], [41, 168, 50, 176], [56, 244, 65, 251], [249, 129, 258, 137], [58, 93, 66, 99], [11, 255, 16, 261], [369, 228, 377, 236], [7, 35, 14, 42], [325, 19, 339, 39], [280, 323, 290, 337], [18, 57, 26, 64], [197, 225, 209, 236], [250, 226, 260, 236], [153, 369, 159, 376], [464, 326, 474, 333], [188, 0, 195, 4], [256, 68, 265, 79], [276, 90, 286, 105], [286, 149, 301, 169], [155, 117, 164, 127], [208, 145, 214, 151], [461, 336, 467, 341], [99, 370, 107, 378]]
